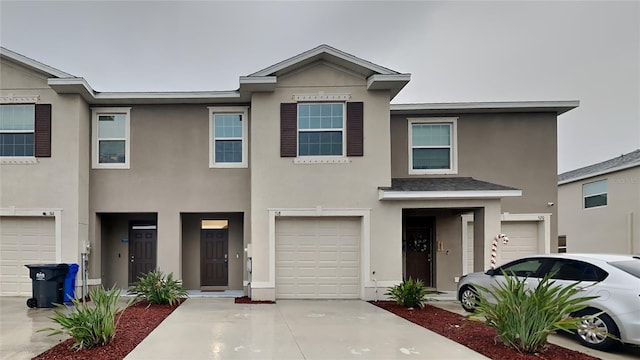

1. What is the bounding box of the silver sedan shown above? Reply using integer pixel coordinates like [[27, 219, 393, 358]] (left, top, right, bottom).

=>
[[457, 253, 640, 351]]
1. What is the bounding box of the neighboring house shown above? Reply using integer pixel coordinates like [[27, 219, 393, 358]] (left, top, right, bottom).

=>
[[558, 150, 640, 254], [0, 45, 577, 300]]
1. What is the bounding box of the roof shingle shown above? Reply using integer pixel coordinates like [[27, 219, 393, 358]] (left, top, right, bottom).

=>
[[558, 149, 640, 183]]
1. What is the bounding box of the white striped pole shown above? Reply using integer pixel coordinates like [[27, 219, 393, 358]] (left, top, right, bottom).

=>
[[490, 234, 509, 270]]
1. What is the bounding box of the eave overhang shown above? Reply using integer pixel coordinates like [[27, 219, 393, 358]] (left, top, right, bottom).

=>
[[378, 189, 523, 201], [390, 101, 579, 116], [48, 78, 245, 105], [239, 76, 277, 93], [367, 74, 411, 100]]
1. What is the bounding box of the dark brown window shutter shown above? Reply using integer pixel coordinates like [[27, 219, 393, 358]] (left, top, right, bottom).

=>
[[346, 102, 363, 156], [34, 104, 52, 157], [280, 103, 297, 157]]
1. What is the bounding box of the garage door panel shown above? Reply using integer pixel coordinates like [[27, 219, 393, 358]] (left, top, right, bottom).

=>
[[467, 220, 540, 271], [276, 217, 361, 299], [1, 217, 56, 296], [501, 222, 539, 265]]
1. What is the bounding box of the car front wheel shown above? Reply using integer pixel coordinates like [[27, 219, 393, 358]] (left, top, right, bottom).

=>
[[459, 285, 478, 312], [575, 309, 620, 351]]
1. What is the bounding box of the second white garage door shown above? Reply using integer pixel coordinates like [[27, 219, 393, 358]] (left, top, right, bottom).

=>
[[466, 220, 540, 272], [500, 221, 540, 265], [276, 217, 360, 299], [0, 217, 56, 296]]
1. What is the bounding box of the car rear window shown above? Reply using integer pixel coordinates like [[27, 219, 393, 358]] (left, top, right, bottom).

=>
[[609, 260, 640, 278]]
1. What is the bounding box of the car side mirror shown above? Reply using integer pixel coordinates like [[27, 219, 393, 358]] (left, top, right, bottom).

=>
[[485, 269, 496, 276]]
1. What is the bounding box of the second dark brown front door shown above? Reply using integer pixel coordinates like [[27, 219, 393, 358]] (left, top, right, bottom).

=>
[[405, 216, 434, 287], [129, 227, 157, 285], [201, 229, 228, 286]]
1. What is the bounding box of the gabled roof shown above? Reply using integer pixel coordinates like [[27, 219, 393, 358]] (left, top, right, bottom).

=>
[[240, 44, 411, 99], [378, 177, 522, 200], [249, 44, 401, 77], [558, 149, 640, 184], [0, 46, 76, 78]]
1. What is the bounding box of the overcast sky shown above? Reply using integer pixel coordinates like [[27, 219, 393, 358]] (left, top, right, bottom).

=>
[[1, 1, 638, 173]]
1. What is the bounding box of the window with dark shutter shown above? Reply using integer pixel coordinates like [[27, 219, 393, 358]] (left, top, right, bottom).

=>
[[280, 103, 297, 157], [34, 104, 52, 157], [346, 102, 363, 156]]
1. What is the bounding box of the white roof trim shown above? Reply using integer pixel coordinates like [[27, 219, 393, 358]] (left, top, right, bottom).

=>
[[391, 100, 579, 115], [249, 44, 399, 77], [378, 189, 523, 200], [1, 47, 75, 78], [558, 162, 640, 185], [48, 78, 242, 103], [239, 76, 277, 85]]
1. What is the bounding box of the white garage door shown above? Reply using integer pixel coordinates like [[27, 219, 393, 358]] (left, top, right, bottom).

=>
[[467, 220, 539, 270], [500, 221, 539, 265], [276, 217, 360, 299], [0, 217, 56, 296]]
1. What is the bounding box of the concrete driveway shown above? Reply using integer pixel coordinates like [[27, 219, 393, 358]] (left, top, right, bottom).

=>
[[126, 298, 487, 359], [0, 296, 67, 359]]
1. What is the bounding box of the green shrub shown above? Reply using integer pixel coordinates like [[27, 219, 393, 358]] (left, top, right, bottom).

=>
[[469, 272, 598, 353], [39, 286, 130, 350], [385, 277, 428, 309], [128, 270, 188, 306]]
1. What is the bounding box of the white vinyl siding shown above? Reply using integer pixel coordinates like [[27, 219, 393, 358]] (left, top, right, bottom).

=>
[[276, 217, 360, 299]]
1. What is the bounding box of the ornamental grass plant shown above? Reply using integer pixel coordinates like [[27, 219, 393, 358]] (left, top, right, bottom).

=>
[[39, 286, 131, 350], [469, 272, 598, 353], [385, 277, 428, 309], [128, 270, 188, 306]]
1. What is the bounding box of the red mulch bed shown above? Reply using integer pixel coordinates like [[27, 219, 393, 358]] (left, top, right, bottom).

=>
[[234, 296, 275, 304], [33, 299, 184, 360], [371, 301, 599, 360]]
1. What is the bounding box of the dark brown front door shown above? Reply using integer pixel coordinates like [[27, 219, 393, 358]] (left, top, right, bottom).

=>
[[405, 217, 434, 287], [129, 227, 157, 285], [201, 229, 228, 286]]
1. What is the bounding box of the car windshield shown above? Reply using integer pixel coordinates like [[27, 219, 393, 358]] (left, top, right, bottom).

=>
[[609, 260, 640, 278]]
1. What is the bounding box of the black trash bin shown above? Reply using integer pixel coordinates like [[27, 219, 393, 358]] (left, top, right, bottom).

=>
[[25, 264, 69, 308]]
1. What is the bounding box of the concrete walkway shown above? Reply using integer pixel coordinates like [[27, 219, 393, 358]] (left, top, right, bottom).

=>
[[125, 298, 488, 359]]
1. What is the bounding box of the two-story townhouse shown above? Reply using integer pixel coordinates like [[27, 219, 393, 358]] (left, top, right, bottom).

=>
[[0, 45, 577, 301], [558, 150, 640, 254]]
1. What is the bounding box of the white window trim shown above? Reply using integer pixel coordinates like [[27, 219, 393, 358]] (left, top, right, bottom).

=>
[[296, 102, 346, 158], [208, 106, 248, 168], [583, 179, 608, 209], [0, 103, 36, 159], [92, 107, 131, 169], [408, 117, 458, 175]]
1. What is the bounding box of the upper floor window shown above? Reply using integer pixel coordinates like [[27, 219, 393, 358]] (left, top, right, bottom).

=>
[[0, 103, 51, 160], [408, 117, 457, 174], [583, 179, 607, 209], [298, 103, 344, 156], [92, 107, 131, 169], [209, 106, 248, 168], [0, 104, 35, 157], [280, 101, 363, 161]]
